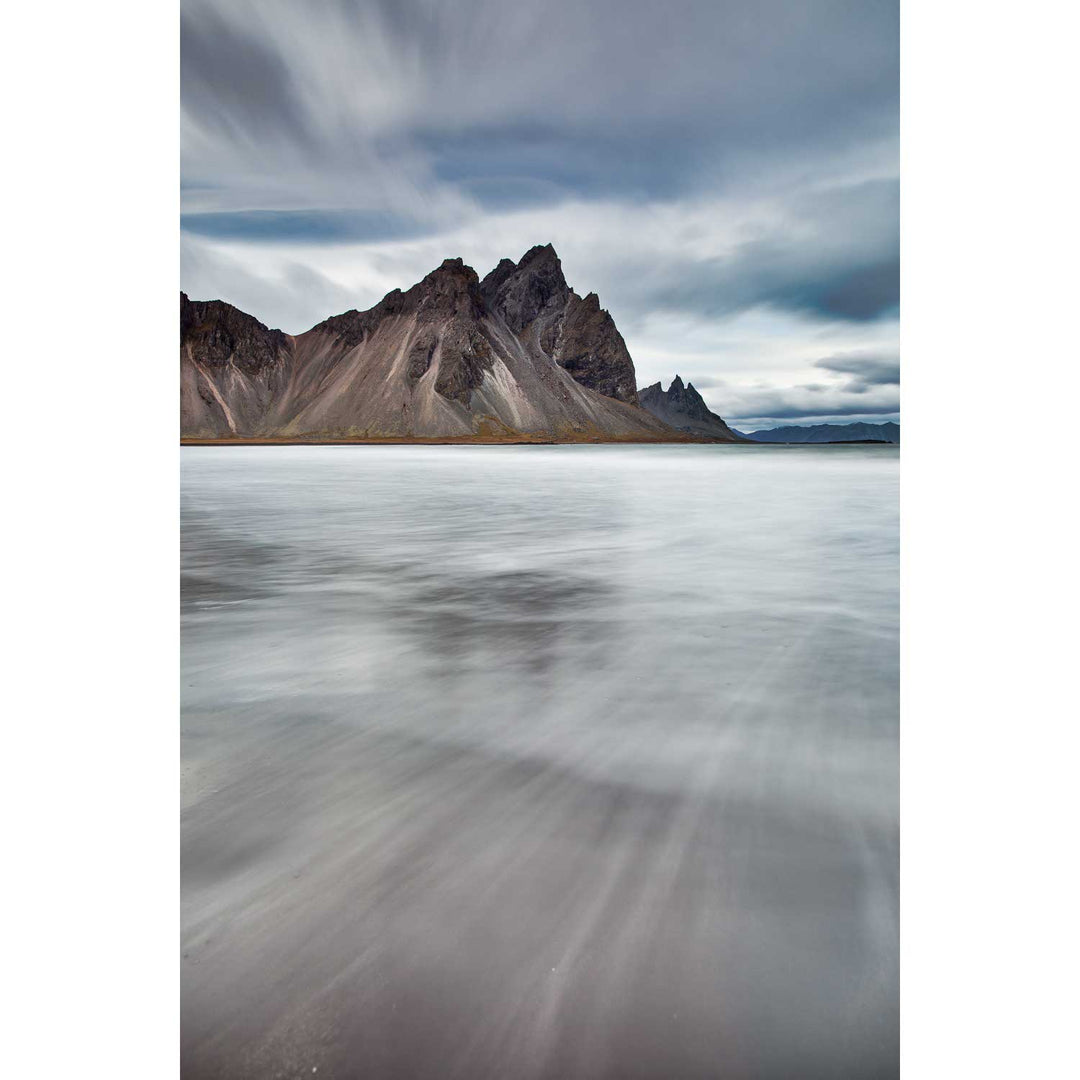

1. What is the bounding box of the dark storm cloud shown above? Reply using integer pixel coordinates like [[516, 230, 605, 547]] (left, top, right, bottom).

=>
[[814, 353, 900, 388], [181, 209, 428, 244], [724, 391, 901, 424], [180, 5, 314, 149], [181, 0, 898, 208], [350, 0, 898, 159], [416, 125, 721, 205], [675, 247, 898, 323], [811, 260, 899, 321], [639, 179, 899, 323]]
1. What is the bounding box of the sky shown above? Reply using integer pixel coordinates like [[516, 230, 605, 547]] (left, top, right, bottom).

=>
[[180, 0, 899, 430]]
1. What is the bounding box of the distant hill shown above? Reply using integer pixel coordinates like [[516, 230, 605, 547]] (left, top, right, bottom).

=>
[[638, 377, 743, 441], [736, 421, 899, 444]]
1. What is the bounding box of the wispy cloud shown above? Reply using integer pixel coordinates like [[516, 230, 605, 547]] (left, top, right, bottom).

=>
[[814, 352, 900, 390], [181, 0, 899, 424]]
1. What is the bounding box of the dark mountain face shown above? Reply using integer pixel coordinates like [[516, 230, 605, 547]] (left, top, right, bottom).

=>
[[180, 293, 289, 374], [307, 260, 495, 407], [181, 246, 676, 441], [480, 244, 640, 404], [739, 422, 900, 443], [555, 292, 640, 405], [310, 258, 485, 348], [180, 293, 295, 436], [482, 244, 569, 333], [638, 377, 743, 441]]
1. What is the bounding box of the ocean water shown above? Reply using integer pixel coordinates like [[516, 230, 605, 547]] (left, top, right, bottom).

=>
[[181, 444, 899, 1080]]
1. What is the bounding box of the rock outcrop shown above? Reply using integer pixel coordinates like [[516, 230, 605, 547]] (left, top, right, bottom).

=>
[[180, 293, 293, 437], [638, 376, 743, 441], [480, 245, 640, 404], [181, 246, 679, 441]]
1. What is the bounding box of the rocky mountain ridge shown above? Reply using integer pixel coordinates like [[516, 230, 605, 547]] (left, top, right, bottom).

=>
[[181, 246, 679, 441], [638, 377, 743, 441]]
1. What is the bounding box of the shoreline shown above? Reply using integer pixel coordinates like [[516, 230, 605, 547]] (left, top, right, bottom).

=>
[[177, 436, 897, 447], [180, 434, 726, 446]]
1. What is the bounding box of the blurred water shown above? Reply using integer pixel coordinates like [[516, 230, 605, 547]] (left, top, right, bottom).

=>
[[181, 444, 898, 1080]]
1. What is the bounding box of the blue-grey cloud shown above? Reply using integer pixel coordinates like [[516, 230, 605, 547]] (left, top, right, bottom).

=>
[[181, 5, 314, 150], [731, 402, 900, 421], [181, 0, 898, 212], [181, 209, 430, 244], [814, 353, 900, 388], [637, 179, 899, 323]]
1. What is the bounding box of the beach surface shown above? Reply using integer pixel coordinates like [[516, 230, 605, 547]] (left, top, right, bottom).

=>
[[181, 443, 899, 1079]]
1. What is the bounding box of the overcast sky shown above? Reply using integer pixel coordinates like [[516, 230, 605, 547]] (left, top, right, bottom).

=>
[[181, 0, 898, 429]]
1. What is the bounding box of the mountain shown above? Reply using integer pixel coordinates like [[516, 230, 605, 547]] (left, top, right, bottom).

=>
[[638, 377, 743, 441], [181, 245, 678, 442], [737, 422, 899, 443]]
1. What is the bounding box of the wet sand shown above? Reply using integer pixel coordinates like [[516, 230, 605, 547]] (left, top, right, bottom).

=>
[[181, 444, 899, 1079]]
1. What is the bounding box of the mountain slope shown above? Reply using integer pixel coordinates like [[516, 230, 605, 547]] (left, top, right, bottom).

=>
[[181, 247, 677, 441], [638, 377, 743, 441], [738, 422, 899, 443]]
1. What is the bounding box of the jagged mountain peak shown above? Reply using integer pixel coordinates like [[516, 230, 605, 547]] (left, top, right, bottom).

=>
[[483, 244, 570, 332], [310, 258, 483, 345], [517, 242, 561, 269], [411, 257, 484, 319], [478, 257, 517, 296], [639, 376, 742, 442], [426, 256, 478, 283], [662, 376, 711, 413], [474, 245, 637, 405]]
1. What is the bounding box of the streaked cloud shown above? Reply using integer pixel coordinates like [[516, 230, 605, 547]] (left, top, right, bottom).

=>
[[814, 353, 901, 389], [181, 0, 899, 425]]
